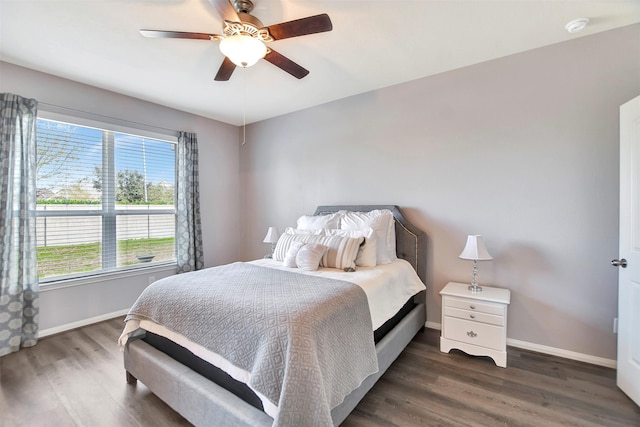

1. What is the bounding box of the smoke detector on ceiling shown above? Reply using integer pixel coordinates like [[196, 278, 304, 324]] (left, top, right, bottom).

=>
[[565, 18, 590, 33]]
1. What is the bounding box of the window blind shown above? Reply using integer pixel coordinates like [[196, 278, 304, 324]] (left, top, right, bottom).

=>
[[36, 118, 177, 282]]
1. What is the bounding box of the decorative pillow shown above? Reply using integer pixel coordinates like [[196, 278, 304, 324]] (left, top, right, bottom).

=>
[[319, 234, 364, 270], [340, 210, 396, 265], [296, 212, 342, 230], [295, 243, 327, 271], [273, 233, 363, 270], [283, 241, 306, 268], [273, 233, 319, 262], [325, 228, 377, 267]]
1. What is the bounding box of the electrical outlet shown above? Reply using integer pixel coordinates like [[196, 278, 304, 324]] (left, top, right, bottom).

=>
[[613, 317, 618, 334], [148, 275, 156, 285]]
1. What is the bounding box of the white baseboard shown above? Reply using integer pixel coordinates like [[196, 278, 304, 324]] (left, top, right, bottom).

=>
[[425, 321, 442, 330], [39, 308, 130, 338], [506, 338, 616, 368], [424, 321, 616, 369]]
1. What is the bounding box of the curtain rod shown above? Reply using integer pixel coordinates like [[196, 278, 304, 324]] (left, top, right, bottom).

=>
[[38, 101, 178, 136]]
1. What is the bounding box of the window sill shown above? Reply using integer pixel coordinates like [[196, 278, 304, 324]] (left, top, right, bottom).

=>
[[39, 262, 177, 292]]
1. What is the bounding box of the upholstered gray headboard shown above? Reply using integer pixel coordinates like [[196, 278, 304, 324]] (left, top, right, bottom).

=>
[[314, 205, 427, 285]]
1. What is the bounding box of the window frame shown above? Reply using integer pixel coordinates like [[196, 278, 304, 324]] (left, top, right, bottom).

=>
[[36, 110, 178, 286]]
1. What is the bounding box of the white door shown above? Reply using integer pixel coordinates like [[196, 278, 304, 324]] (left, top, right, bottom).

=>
[[617, 95, 640, 406]]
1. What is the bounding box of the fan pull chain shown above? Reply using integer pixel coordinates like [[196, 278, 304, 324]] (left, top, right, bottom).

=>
[[242, 69, 247, 145]]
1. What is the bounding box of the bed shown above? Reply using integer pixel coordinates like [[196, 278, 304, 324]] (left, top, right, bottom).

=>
[[120, 205, 427, 426]]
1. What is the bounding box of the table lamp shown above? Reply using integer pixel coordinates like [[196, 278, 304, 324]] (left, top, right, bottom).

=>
[[263, 227, 280, 258], [459, 235, 493, 292]]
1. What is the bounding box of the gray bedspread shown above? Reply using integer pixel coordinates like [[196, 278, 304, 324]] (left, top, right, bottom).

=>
[[121, 262, 378, 427]]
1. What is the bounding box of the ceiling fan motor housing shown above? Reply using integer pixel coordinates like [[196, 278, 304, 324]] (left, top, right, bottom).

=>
[[236, 13, 264, 32]]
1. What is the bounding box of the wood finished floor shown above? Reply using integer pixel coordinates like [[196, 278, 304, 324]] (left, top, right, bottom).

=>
[[1, 318, 638, 427]]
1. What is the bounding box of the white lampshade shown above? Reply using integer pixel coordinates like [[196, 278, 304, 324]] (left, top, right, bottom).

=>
[[219, 34, 267, 68], [459, 235, 493, 261], [263, 227, 280, 244]]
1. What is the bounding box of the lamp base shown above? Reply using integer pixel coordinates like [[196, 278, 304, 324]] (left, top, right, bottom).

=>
[[468, 260, 482, 292], [468, 284, 483, 292]]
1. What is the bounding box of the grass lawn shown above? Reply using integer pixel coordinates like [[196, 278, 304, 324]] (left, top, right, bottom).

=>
[[37, 237, 175, 279]]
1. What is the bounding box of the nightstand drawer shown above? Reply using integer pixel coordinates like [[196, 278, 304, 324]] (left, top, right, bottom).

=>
[[443, 316, 504, 350], [444, 306, 505, 326], [444, 296, 504, 316]]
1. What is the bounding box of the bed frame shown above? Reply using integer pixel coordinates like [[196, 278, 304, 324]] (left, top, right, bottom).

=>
[[123, 205, 427, 426]]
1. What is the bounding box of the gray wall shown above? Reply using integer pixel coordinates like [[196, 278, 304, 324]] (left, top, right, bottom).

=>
[[240, 24, 640, 360], [0, 61, 241, 332]]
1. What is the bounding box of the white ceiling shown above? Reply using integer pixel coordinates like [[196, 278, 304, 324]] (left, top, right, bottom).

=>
[[1, 1, 639, 126]]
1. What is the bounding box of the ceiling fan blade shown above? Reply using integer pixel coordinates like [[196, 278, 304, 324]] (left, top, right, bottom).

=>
[[139, 30, 222, 41], [264, 49, 309, 79], [266, 13, 332, 41], [208, 0, 240, 22], [214, 57, 236, 81]]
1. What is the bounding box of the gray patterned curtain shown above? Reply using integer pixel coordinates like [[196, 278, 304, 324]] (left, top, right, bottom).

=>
[[176, 131, 204, 273], [0, 93, 39, 356]]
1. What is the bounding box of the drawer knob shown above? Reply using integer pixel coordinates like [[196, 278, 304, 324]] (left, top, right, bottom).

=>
[[469, 305, 476, 310], [467, 331, 477, 338], [470, 314, 475, 319]]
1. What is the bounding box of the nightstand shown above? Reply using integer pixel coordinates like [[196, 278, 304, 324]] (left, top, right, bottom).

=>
[[440, 282, 511, 367]]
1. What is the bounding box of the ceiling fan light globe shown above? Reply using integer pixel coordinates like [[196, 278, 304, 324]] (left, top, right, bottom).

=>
[[219, 34, 266, 68]]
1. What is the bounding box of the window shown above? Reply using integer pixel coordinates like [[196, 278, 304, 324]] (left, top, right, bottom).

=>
[[36, 116, 177, 282]]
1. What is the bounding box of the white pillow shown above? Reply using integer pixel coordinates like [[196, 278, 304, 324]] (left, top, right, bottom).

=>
[[325, 228, 377, 267], [273, 233, 363, 270], [284, 226, 324, 235], [296, 212, 342, 230], [340, 210, 396, 265], [296, 243, 327, 271], [283, 241, 305, 268]]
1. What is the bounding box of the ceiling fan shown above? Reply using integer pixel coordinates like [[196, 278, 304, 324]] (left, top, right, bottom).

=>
[[139, 0, 333, 81]]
